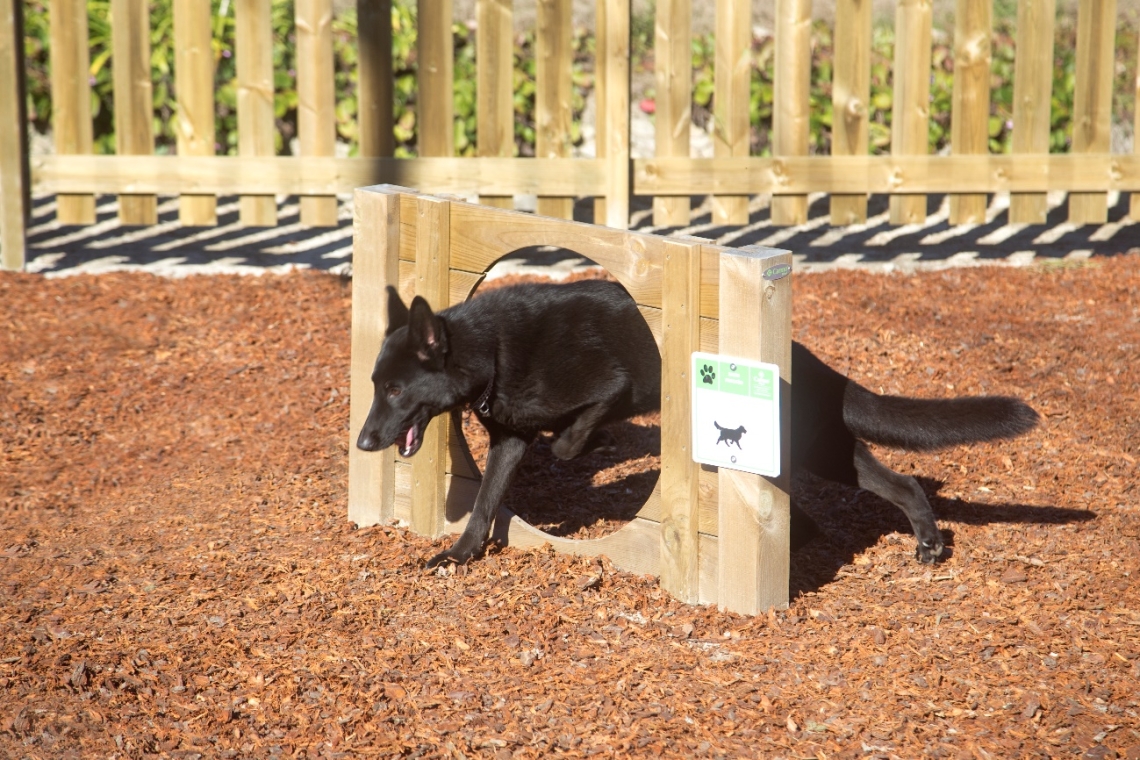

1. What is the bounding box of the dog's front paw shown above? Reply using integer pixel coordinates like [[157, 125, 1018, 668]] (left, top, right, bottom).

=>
[[915, 538, 945, 564], [425, 538, 481, 569]]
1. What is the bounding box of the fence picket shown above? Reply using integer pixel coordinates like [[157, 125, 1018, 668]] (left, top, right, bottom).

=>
[[536, 0, 574, 219], [830, 0, 871, 224], [110, 0, 156, 225], [476, 0, 513, 209], [236, 0, 277, 227], [417, 0, 454, 160], [712, 0, 750, 225], [173, 0, 217, 226], [49, 0, 94, 225], [772, 0, 812, 226], [358, 0, 394, 160], [1069, 0, 1117, 225], [889, 0, 933, 225], [297, 0, 338, 226], [653, 0, 692, 227], [1009, 0, 1055, 224], [949, 0, 992, 225]]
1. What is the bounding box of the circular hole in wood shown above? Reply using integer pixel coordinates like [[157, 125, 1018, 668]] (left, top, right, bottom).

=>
[[458, 246, 661, 540]]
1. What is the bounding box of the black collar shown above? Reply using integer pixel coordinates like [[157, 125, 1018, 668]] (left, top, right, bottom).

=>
[[472, 372, 494, 418]]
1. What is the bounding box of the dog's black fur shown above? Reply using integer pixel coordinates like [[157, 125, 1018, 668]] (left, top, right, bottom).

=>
[[357, 280, 1040, 567], [714, 422, 747, 449]]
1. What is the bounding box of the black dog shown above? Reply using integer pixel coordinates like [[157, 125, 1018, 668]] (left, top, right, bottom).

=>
[[714, 422, 747, 449], [357, 280, 1039, 567]]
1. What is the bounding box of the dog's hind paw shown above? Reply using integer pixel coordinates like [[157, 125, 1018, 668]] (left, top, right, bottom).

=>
[[915, 538, 946, 564]]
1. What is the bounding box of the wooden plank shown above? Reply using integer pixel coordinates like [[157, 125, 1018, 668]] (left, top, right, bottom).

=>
[[496, 513, 664, 579], [110, 0, 157, 225], [536, 0, 574, 219], [652, 0, 691, 226], [599, 0, 631, 228], [236, 0, 278, 226], [716, 247, 792, 615], [658, 238, 704, 604], [771, 0, 811, 225], [593, 0, 607, 225], [173, 0, 217, 226], [0, 0, 27, 270], [476, 0, 513, 208], [1134, 26, 1140, 220], [830, 0, 871, 224], [49, 0, 95, 225], [948, 0, 992, 224], [417, 0, 454, 158], [409, 196, 452, 537], [889, 0, 933, 225], [33, 152, 1140, 198], [296, 0, 338, 226], [712, 0, 750, 224], [1009, 0, 1055, 224], [349, 187, 404, 527], [357, 0, 394, 159], [1068, 0, 1116, 225]]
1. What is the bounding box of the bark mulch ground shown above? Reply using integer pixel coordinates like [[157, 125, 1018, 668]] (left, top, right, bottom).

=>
[[2, 255, 1139, 759]]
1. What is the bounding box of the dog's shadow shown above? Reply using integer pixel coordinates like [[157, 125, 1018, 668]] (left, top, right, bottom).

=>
[[787, 473, 1096, 597]]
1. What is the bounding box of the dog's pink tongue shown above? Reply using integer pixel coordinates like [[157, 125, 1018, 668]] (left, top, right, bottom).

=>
[[405, 424, 417, 452]]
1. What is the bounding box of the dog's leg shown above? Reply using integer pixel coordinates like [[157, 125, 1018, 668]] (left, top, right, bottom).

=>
[[426, 429, 530, 568], [852, 441, 945, 564], [550, 380, 627, 460]]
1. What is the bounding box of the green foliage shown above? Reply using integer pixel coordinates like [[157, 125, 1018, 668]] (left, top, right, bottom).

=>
[[18, 2, 1140, 160]]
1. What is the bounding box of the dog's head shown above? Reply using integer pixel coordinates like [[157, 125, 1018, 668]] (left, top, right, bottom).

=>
[[356, 287, 456, 458]]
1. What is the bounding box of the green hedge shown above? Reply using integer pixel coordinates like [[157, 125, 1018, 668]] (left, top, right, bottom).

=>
[[20, 1, 1137, 159]]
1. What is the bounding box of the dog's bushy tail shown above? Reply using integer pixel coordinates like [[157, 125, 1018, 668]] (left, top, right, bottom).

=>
[[843, 384, 1040, 451]]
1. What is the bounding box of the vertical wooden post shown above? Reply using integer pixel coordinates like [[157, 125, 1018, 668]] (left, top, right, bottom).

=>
[[948, 0, 992, 225], [410, 196, 452, 537], [49, 0, 95, 225], [173, 0, 217, 226], [536, 0, 575, 219], [772, 0, 812, 226], [1133, 25, 1140, 220], [712, 0, 750, 225], [0, 0, 28, 271], [349, 186, 403, 527], [889, 0, 932, 225], [296, 0, 338, 226], [417, 0, 454, 159], [476, 0, 513, 208], [111, 0, 157, 225], [830, 0, 871, 225], [658, 238, 703, 604], [1009, 0, 1055, 224], [236, 0, 278, 226], [653, 0, 691, 227], [716, 246, 792, 615], [595, 0, 630, 229], [1068, 0, 1116, 225], [358, 0, 394, 159]]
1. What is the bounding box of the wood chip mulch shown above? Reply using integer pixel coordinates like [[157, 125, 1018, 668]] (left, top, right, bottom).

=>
[[2, 255, 1139, 759]]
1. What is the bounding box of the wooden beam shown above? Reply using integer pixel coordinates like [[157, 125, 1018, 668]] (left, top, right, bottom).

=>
[[830, 0, 871, 224], [889, 0, 933, 225], [772, 0, 812, 225], [948, 0, 992, 224], [653, 0, 692, 226], [0, 0, 28, 270], [712, 0, 750, 224], [173, 0, 218, 225], [349, 186, 404, 527], [236, 0, 278, 226], [110, 0, 157, 225], [296, 0, 338, 226], [476, 0, 514, 208], [1009, 0, 1055, 224], [536, 0, 575, 219], [1068, 0, 1116, 225], [49, 0, 95, 225], [716, 246, 792, 615]]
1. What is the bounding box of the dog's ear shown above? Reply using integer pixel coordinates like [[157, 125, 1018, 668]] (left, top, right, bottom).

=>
[[407, 295, 447, 367], [385, 286, 410, 336]]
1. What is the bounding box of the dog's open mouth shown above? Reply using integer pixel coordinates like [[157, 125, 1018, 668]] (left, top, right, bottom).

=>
[[398, 423, 422, 458]]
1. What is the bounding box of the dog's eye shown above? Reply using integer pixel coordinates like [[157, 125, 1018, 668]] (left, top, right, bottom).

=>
[[385, 384, 401, 398]]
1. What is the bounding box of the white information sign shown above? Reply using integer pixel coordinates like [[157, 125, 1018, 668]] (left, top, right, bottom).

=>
[[690, 352, 781, 477]]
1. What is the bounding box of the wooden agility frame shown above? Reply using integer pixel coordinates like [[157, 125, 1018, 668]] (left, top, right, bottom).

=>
[[348, 185, 792, 614]]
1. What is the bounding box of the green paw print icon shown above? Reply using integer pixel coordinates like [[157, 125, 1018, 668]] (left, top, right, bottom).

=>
[[700, 364, 715, 385]]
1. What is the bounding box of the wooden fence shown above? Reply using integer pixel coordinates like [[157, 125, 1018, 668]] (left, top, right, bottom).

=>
[[3, 0, 1140, 271]]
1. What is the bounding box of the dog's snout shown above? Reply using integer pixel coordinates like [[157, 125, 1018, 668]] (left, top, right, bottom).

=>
[[356, 429, 380, 452]]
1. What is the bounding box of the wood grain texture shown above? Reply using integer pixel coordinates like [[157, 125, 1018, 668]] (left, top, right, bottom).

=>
[[349, 187, 403, 527], [599, 0, 631, 229], [712, 0, 751, 224], [296, 0, 338, 226], [652, 0, 692, 226], [1009, 0, 1055, 224], [476, 0, 514, 208], [236, 0, 278, 226], [110, 0, 157, 225], [889, 0, 933, 225], [536, 0, 574, 219], [830, 0, 871, 224], [49, 0, 95, 225], [173, 0, 217, 226], [417, 0, 454, 158], [1068, 0, 1116, 225], [0, 0, 27, 270], [948, 0, 992, 225], [771, 0, 811, 225]]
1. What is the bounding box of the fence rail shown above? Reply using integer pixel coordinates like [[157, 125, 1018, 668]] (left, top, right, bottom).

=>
[[3, 0, 1140, 271]]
